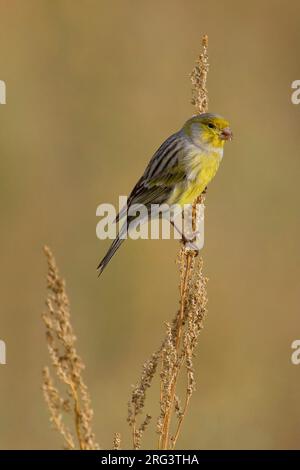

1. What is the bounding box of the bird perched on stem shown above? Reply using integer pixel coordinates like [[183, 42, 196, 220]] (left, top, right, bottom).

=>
[[97, 113, 232, 275]]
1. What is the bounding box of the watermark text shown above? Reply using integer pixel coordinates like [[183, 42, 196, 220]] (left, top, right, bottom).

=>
[[0, 80, 6, 104], [0, 339, 6, 364], [96, 196, 205, 251], [291, 339, 300, 365], [291, 80, 300, 104]]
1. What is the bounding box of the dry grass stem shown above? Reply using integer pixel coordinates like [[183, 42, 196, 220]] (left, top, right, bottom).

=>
[[191, 34, 209, 115], [158, 34, 209, 450], [113, 432, 122, 450], [127, 351, 160, 449], [127, 35, 210, 450], [42, 246, 99, 450]]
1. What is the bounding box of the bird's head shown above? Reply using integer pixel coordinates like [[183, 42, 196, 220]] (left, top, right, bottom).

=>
[[183, 113, 233, 149]]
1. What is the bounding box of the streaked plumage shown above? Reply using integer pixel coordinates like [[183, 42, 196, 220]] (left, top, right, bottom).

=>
[[97, 113, 232, 275]]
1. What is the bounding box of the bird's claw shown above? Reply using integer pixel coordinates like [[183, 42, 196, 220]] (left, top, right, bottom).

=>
[[182, 229, 201, 245]]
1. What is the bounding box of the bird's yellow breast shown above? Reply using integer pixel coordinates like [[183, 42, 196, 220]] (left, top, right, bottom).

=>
[[174, 151, 222, 205]]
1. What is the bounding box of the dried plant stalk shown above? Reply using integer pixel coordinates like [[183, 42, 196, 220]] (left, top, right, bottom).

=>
[[113, 432, 122, 450], [127, 351, 160, 449], [191, 34, 209, 115], [128, 35, 210, 450], [158, 35, 209, 449], [42, 246, 99, 450]]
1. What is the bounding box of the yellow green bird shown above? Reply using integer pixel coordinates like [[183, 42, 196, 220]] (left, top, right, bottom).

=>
[[97, 113, 232, 275]]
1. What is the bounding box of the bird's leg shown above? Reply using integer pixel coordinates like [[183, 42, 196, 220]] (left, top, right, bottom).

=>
[[170, 220, 198, 244], [170, 220, 183, 239]]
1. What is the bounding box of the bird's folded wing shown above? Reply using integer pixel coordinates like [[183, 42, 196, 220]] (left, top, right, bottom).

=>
[[116, 165, 185, 223], [116, 135, 186, 222]]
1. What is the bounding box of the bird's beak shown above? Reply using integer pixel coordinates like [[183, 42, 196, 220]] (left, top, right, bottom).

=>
[[220, 127, 233, 141]]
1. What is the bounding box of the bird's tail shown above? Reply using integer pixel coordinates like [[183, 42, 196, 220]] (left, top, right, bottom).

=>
[[97, 234, 125, 276], [97, 213, 146, 276], [97, 217, 132, 276]]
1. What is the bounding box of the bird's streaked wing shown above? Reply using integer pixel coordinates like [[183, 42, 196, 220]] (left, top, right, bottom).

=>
[[116, 132, 185, 221]]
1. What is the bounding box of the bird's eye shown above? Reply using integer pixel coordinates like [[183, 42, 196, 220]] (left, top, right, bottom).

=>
[[208, 123, 215, 129]]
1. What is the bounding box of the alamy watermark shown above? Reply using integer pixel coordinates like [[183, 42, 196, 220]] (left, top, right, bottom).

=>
[[291, 340, 300, 365], [0, 80, 6, 104], [291, 80, 300, 105], [96, 196, 205, 251], [0, 339, 6, 365]]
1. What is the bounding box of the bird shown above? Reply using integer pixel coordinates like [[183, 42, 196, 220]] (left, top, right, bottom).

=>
[[97, 113, 232, 275]]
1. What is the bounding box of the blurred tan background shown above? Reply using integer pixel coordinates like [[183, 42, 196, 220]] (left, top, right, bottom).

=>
[[0, 0, 300, 449]]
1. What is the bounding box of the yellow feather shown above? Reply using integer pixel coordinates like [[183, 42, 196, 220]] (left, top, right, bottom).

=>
[[169, 151, 222, 205]]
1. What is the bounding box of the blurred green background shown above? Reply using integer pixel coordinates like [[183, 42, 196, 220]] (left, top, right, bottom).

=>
[[0, 0, 300, 449]]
